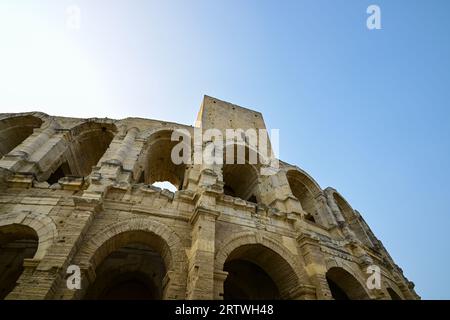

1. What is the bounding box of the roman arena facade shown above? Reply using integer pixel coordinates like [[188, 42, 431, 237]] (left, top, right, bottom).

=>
[[0, 96, 419, 300]]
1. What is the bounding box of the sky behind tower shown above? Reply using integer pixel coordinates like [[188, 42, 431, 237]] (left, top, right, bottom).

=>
[[1, 0, 449, 299]]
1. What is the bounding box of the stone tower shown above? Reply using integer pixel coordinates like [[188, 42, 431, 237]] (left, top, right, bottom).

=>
[[0, 95, 419, 300]]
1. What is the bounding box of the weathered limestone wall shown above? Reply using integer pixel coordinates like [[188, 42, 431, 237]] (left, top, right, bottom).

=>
[[0, 95, 419, 300]]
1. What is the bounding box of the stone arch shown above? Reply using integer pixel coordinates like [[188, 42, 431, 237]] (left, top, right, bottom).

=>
[[324, 262, 371, 300], [78, 218, 187, 299], [0, 211, 57, 260], [136, 128, 190, 190], [101, 126, 140, 167], [221, 142, 265, 204], [215, 231, 308, 299], [325, 258, 369, 286], [0, 113, 47, 158], [286, 168, 322, 223], [50, 120, 118, 178], [330, 190, 374, 247], [331, 190, 355, 221], [0, 224, 38, 299], [139, 125, 189, 141], [286, 168, 322, 196]]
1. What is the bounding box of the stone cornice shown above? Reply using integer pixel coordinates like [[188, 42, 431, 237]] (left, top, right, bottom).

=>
[[189, 205, 220, 225]]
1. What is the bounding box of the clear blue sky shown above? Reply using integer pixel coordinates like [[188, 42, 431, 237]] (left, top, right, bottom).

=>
[[1, 0, 449, 299]]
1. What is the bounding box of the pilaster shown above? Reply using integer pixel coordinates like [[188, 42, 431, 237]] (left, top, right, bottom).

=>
[[297, 234, 332, 300], [186, 205, 219, 299]]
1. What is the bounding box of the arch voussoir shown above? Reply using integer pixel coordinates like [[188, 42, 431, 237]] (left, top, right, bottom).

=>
[[0, 211, 58, 260], [215, 231, 309, 299], [77, 217, 187, 298]]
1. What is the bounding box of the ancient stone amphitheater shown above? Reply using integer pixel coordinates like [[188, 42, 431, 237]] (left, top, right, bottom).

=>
[[0, 96, 418, 300]]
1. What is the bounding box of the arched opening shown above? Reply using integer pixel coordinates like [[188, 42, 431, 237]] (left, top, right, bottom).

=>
[[221, 143, 262, 203], [85, 243, 165, 300], [387, 287, 402, 300], [0, 115, 43, 158], [94, 271, 158, 300], [222, 163, 259, 202], [286, 170, 320, 223], [304, 214, 316, 223], [139, 130, 186, 190], [43, 122, 116, 183], [222, 244, 298, 300], [333, 193, 373, 247], [326, 267, 370, 300], [224, 259, 280, 299], [0, 224, 38, 299], [84, 231, 171, 300], [333, 193, 354, 221], [46, 161, 71, 185], [67, 122, 116, 177]]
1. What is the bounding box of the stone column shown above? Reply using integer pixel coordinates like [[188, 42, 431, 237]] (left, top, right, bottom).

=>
[[9, 126, 55, 160], [213, 270, 229, 300], [186, 205, 219, 299], [297, 234, 333, 300], [324, 188, 346, 224], [315, 192, 338, 228], [107, 127, 139, 166], [81, 128, 139, 200], [16, 131, 68, 180], [263, 170, 303, 216], [0, 125, 56, 175], [185, 138, 223, 299]]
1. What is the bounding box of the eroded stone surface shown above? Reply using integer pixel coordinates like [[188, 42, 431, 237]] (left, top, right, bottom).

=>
[[0, 96, 419, 300]]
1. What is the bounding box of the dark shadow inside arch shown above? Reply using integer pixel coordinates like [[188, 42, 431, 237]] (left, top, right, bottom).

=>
[[326, 267, 370, 300], [222, 143, 263, 203], [222, 163, 259, 202], [68, 122, 116, 177], [222, 243, 298, 300], [43, 122, 117, 183], [224, 260, 280, 300], [326, 276, 350, 300], [46, 161, 72, 185], [85, 243, 166, 300], [92, 271, 158, 300], [0, 224, 38, 299], [387, 287, 402, 300]]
